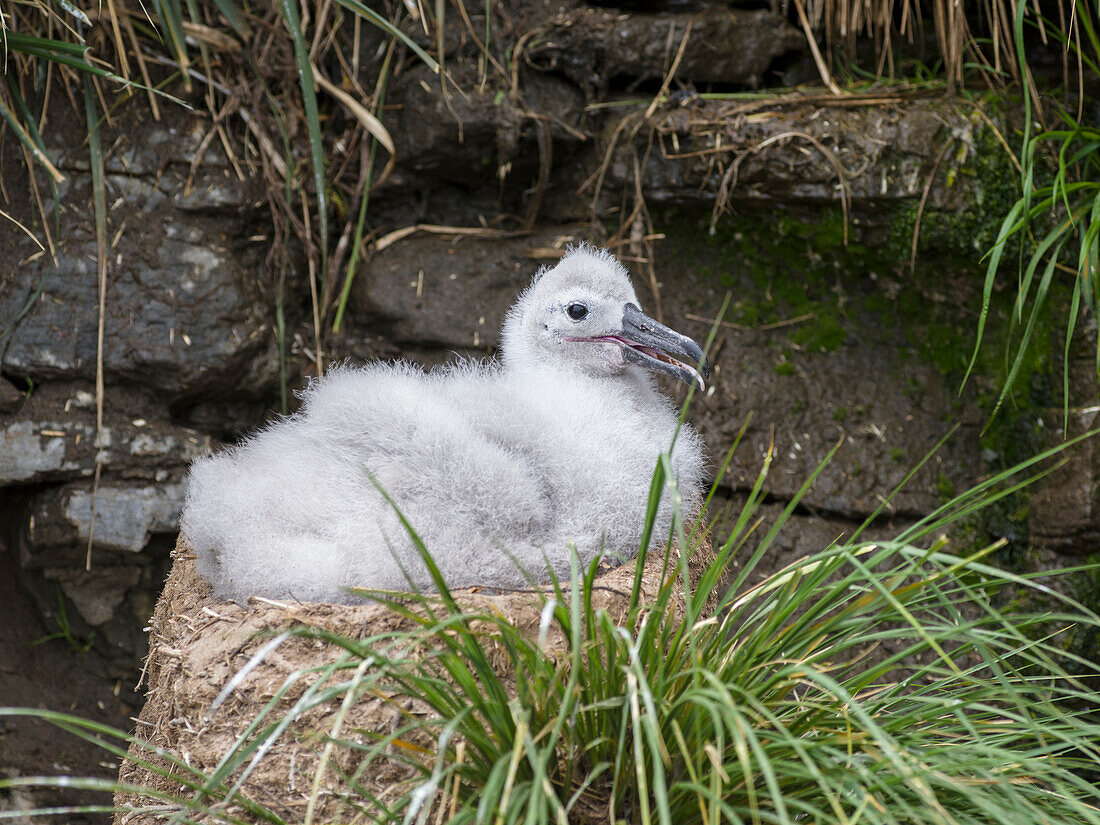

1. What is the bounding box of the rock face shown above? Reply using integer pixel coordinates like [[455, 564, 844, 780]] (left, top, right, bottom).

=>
[[0, 105, 278, 682], [527, 7, 804, 89], [1029, 326, 1100, 557], [0, 7, 1039, 657], [616, 99, 983, 207], [350, 232, 541, 351], [0, 32, 1029, 660]]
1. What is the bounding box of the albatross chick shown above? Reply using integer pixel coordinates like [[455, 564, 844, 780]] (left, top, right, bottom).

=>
[[182, 246, 709, 602]]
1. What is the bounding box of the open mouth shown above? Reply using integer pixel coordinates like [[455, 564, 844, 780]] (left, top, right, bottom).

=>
[[566, 334, 708, 391]]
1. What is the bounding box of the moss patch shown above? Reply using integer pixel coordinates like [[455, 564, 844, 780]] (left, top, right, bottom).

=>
[[656, 195, 1060, 557], [888, 102, 1033, 261], [657, 196, 1065, 421], [659, 207, 866, 354]]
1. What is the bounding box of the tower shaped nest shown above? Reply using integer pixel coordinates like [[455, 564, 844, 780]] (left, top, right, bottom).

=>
[[115, 534, 715, 824]]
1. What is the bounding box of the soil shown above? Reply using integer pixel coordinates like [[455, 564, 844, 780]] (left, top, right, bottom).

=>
[[0, 546, 140, 824]]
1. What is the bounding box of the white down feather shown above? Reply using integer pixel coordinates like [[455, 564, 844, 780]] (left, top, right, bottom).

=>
[[182, 246, 707, 602]]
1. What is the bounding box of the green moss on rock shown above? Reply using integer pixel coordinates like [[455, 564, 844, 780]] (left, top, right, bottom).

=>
[[887, 104, 1054, 266]]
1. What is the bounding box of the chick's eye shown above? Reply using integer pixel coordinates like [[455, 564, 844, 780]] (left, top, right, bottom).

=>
[[566, 303, 588, 321]]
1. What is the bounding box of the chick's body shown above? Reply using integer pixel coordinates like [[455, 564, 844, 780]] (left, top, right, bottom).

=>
[[183, 247, 707, 602]]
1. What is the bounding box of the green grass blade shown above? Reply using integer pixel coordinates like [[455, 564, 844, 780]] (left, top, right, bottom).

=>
[[723, 436, 842, 601], [984, 234, 1067, 428], [151, 0, 190, 75], [1063, 277, 1082, 431], [962, 199, 1024, 392], [2, 31, 89, 58], [332, 44, 395, 334], [211, 0, 246, 34], [0, 109, 60, 189], [331, 0, 440, 73], [277, 0, 329, 267]]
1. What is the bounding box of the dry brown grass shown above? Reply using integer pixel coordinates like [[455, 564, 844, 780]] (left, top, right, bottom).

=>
[[805, 0, 1024, 91]]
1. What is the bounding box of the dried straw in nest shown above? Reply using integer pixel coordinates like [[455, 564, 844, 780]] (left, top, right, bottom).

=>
[[114, 533, 714, 824]]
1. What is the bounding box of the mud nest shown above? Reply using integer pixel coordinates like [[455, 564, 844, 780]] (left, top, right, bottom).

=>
[[114, 534, 715, 824]]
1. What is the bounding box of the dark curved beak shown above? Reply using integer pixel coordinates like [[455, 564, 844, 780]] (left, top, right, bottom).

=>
[[619, 303, 711, 391]]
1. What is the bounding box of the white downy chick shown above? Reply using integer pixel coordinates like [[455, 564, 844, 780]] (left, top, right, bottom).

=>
[[182, 245, 710, 602]]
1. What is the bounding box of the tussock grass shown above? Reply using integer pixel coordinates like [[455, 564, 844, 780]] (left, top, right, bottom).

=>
[[2, 431, 1099, 824]]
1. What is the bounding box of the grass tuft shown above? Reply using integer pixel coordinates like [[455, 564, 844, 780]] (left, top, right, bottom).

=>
[[962, 1, 1100, 429]]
